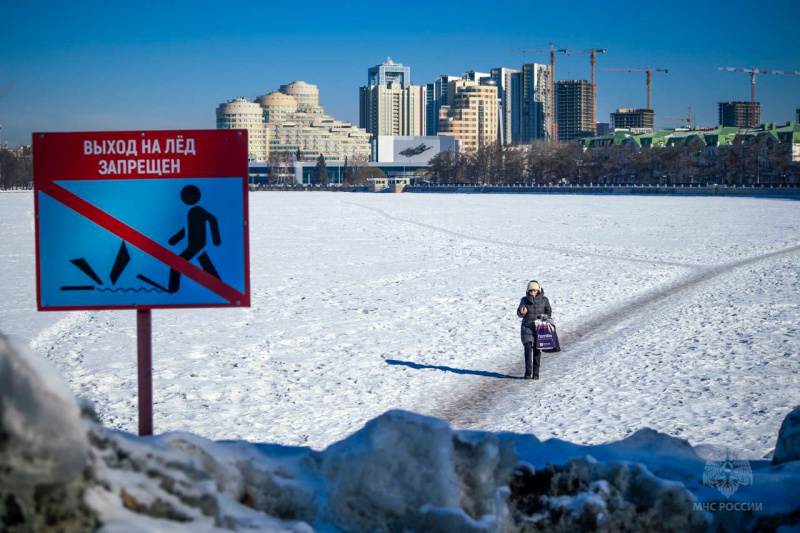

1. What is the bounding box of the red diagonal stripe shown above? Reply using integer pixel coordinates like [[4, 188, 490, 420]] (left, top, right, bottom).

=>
[[39, 181, 245, 305]]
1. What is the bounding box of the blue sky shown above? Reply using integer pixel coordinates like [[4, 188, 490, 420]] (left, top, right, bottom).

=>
[[1, 0, 799, 146]]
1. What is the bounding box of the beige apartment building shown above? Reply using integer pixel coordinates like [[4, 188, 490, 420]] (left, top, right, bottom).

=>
[[437, 80, 499, 153], [215, 97, 268, 162], [256, 92, 299, 123], [216, 81, 370, 162], [359, 83, 426, 136], [265, 114, 371, 162], [279, 81, 324, 114]]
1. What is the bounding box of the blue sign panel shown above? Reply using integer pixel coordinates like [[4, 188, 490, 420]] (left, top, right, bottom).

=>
[[37, 177, 247, 309]]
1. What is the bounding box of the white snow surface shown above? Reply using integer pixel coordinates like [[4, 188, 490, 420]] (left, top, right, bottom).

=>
[[1, 192, 799, 459]]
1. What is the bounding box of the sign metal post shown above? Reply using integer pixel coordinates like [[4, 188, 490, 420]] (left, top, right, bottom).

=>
[[137, 309, 153, 436]]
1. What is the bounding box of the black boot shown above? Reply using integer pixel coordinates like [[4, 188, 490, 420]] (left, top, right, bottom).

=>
[[524, 343, 533, 379], [532, 346, 541, 380]]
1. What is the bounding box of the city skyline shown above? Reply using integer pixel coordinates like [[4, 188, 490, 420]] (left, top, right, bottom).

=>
[[1, 0, 799, 146]]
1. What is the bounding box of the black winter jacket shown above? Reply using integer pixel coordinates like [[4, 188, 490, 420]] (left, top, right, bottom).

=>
[[517, 290, 552, 345]]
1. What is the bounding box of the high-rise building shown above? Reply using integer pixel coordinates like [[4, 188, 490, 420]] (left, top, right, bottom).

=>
[[519, 63, 552, 143], [610, 108, 655, 133], [438, 80, 499, 153], [215, 98, 268, 161], [279, 81, 324, 114], [368, 58, 411, 88], [360, 59, 426, 137], [556, 80, 593, 141], [425, 75, 460, 135], [796, 107, 800, 123], [425, 88, 436, 136], [216, 83, 370, 163], [490, 67, 520, 145], [510, 71, 522, 143], [718, 101, 761, 127], [359, 83, 426, 136]]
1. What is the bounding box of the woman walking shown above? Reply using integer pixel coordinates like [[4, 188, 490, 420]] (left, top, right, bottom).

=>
[[517, 280, 552, 380]]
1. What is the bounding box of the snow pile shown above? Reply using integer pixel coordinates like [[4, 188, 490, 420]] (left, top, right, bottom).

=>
[[2, 335, 800, 532], [773, 405, 800, 465], [0, 334, 88, 481], [321, 411, 516, 532], [0, 334, 94, 532], [507, 458, 709, 532], [85, 423, 314, 532]]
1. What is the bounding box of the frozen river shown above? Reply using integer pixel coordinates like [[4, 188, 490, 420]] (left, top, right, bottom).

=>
[[1, 191, 798, 457]]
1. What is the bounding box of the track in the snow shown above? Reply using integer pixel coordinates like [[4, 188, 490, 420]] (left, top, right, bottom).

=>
[[345, 201, 703, 270], [433, 242, 800, 426]]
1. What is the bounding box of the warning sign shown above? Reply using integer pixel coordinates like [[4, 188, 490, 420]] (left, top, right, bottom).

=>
[[33, 130, 250, 311]]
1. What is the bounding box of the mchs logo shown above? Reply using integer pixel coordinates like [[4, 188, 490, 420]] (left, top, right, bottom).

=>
[[702, 447, 752, 498]]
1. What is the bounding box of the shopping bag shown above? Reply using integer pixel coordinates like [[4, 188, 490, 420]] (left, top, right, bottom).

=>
[[535, 321, 561, 352]]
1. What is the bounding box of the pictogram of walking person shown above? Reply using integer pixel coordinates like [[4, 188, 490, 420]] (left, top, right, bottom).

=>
[[166, 185, 221, 294]]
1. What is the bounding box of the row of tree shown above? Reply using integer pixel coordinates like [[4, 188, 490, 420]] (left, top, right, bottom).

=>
[[423, 139, 799, 186], [3, 140, 797, 189], [0, 148, 33, 190]]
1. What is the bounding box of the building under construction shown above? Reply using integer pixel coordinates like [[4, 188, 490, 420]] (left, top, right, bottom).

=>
[[556, 80, 593, 141], [718, 101, 761, 128], [610, 108, 655, 134]]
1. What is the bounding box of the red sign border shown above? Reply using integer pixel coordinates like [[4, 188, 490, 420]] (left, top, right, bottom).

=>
[[33, 129, 250, 312]]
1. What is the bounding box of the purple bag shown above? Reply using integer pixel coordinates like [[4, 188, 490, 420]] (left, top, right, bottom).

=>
[[535, 322, 560, 352]]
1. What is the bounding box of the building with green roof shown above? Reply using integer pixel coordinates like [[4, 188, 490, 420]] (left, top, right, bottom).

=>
[[581, 130, 641, 149]]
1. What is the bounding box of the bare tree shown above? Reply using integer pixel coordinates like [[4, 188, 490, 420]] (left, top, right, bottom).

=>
[[503, 146, 526, 183], [345, 153, 369, 185], [268, 151, 294, 185], [354, 166, 386, 183], [0, 148, 33, 190]]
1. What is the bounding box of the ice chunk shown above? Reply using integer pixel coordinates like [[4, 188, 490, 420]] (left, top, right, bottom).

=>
[[773, 405, 800, 465], [321, 410, 516, 532], [0, 333, 88, 485]]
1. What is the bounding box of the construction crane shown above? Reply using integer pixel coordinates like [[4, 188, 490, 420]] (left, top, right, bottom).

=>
[[562, 49, 606, 134], [600, 67, 668, 110], [663, 107, 695, 128], [504, 42, 565, 140], [718, 67, 800, 127]]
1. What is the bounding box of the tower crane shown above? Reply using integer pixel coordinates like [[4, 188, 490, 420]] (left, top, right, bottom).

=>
[[718, 67, 800, 127], [663, 107, 695, 128], [504, 42, 565, 140], [562, 48, 606, 134], [600, 67, 668, 110]]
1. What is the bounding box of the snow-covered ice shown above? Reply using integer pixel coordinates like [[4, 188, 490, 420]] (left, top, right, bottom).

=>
[[2, 190, 800, 531], [1, 192, 798, 458]]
